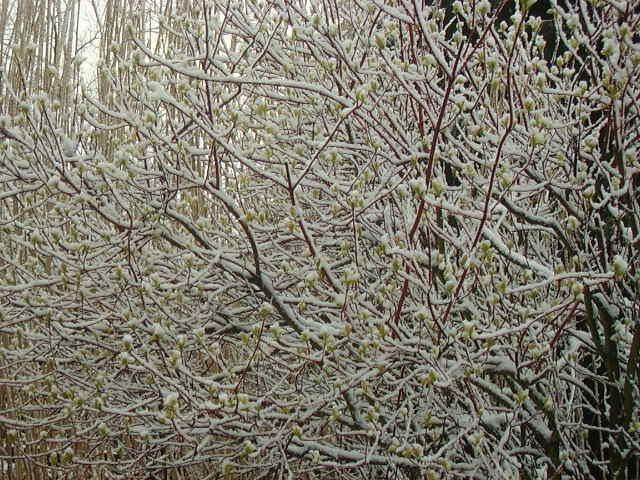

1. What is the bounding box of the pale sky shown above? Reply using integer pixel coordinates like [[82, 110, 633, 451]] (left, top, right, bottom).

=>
[[77, 1, 102, 82]]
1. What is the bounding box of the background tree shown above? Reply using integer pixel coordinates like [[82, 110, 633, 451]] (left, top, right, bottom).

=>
[[1, 0, 638, 479]]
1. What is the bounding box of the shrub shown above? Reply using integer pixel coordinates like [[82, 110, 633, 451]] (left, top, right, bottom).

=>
[[0, 1, 638, 478]]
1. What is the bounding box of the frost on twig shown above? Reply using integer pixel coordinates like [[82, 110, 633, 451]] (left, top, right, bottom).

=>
[[0, 0, 638, 479]]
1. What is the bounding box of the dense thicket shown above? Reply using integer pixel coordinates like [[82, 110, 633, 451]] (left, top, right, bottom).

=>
[[1, 1, 638, 478]]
